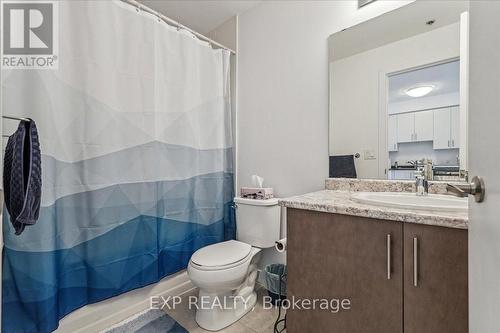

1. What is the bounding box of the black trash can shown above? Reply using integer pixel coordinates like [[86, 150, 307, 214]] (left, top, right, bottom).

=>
[[264, 264, 287, 305]]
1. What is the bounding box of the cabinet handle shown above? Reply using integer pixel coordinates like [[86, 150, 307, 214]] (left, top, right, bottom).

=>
[[413, 237, 418, 287], [452, 139, 455, 147], [387, 234, 391, 280], [448, 140, 450, 148]]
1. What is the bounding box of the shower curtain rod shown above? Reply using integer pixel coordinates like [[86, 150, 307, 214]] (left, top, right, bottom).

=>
[[121, 0, 236, 55]]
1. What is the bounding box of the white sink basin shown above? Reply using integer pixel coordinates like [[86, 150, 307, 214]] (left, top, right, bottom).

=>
[[350, 192, 468, 213]]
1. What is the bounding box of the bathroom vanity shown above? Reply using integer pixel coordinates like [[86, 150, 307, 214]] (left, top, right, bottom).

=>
[[295, 5, 471, 329], [280, 179, 468, 333]]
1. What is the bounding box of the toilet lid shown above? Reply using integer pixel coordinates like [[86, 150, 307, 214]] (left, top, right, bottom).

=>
[[191, 240, 252, 267]]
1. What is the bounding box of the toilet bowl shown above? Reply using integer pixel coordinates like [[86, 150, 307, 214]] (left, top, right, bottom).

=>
[[187, 197, 281, 331], [188, 240, 262, 331]]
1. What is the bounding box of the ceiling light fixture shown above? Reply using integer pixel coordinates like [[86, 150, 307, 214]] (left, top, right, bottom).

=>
[[405, 85, 434, 98]]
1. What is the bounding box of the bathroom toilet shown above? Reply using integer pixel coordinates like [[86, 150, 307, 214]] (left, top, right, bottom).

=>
[[187, 197, 281, 331]]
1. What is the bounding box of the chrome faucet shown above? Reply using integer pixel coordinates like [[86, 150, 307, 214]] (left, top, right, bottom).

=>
[[414, 170, 429, 196]]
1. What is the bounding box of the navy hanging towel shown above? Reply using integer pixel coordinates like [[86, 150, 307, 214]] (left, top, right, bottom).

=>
[[3, 119, 42, 235]]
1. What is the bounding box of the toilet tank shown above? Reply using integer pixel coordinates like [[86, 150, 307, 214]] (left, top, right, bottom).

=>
[[233, 197, 281, 248]]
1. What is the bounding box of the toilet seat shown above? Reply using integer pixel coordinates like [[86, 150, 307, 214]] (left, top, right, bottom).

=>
[[190, 240, 253, 271], [187, 196, 280, 331]]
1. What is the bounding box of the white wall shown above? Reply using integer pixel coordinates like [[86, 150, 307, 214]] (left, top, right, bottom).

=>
[[237, 0, 413, 270], [238, 0, 413, 197], [330, 22, 460, 178]]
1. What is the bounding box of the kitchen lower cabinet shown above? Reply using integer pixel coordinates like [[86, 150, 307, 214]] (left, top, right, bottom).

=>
[[388, 169, 415, 180], [403, 223, 468, 333], [287, 209, 468, 333]]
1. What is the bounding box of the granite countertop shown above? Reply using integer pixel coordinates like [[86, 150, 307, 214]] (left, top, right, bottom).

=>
[[324, 177, 462, 194], [279, 190, 468, 229]]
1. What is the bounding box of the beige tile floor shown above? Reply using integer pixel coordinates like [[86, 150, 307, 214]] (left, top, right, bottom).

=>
[[164, 287, 284, 333]]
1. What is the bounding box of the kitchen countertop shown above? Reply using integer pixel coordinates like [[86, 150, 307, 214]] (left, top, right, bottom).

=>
[[389, 166, 417, 170], [279, 190, 468, 229]]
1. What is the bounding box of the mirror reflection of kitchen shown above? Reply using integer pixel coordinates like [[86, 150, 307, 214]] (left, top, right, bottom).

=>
[[328, 1, 468, 182], [387, 60, 461, 181]]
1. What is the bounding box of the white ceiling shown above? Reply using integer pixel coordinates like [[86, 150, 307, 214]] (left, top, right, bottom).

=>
[[330, 1, 469, 61], [139, 0, 261, 34], [389, 60, 460, 104]]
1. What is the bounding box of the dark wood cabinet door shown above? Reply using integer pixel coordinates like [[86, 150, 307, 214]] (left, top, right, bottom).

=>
[[403, 223, 468, 333], [286, 209, 403, 333]]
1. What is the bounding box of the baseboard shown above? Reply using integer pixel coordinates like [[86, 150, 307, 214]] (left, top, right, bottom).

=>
[[55, 270, 194, 333]]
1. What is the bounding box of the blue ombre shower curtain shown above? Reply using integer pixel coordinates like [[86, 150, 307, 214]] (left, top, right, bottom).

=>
[[1, 1, 234, 332]]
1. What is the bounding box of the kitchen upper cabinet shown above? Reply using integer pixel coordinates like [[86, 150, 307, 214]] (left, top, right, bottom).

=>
[[388, 115, 398, 152], [450, 106, 460, 148], [397, 113, 414, 143], [433, 107, 460, 149], [433, 108, 451, 149], [413, 110, 433, 141], [396, 111, 433, 144]]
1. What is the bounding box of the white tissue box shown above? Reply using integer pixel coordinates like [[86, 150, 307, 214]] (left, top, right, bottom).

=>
[[240, 187, 274, 200]]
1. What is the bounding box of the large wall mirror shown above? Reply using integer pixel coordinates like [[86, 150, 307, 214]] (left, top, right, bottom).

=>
[[328, 1, 469, 181]]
